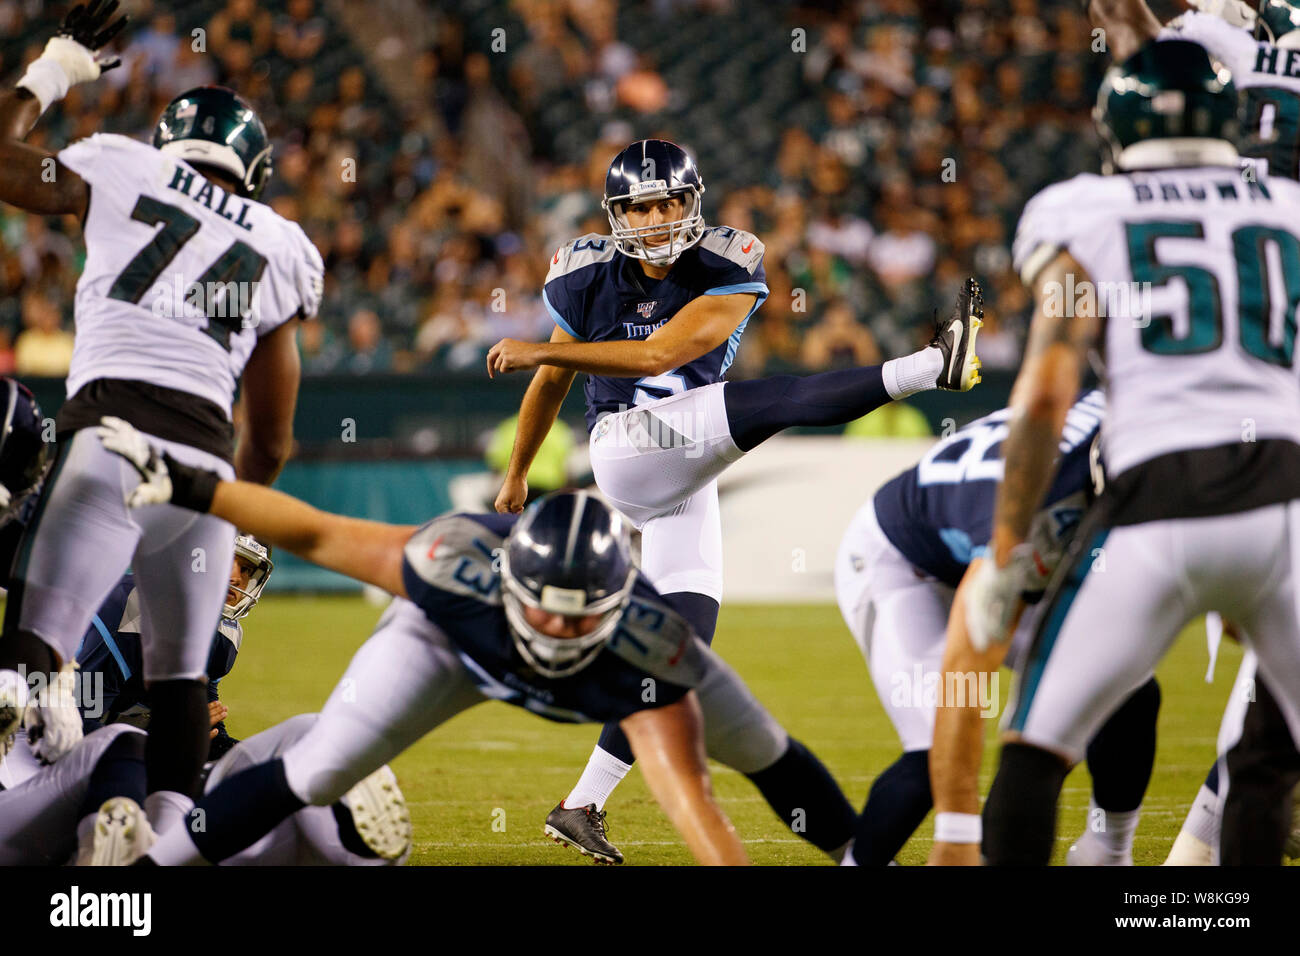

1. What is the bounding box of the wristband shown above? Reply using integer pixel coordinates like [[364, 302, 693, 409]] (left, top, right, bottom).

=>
[[16, 58, 70, 114], [934, 812, 982, 844], [162, 453, 220, 513]]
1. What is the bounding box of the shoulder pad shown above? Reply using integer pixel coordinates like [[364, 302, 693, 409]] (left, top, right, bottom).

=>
[[698, 226, 764, 273], [403, 514, 507, 605], [1013, 174, 1105, 284], [285, 221, 325, 319], [604, 590, 707, 688], [546, 234, 617, 284]]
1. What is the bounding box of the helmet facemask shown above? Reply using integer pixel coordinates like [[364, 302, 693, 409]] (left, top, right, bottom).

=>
[[603, 181, 705, 266], [500, 550, 636, 679], [224, 534, 274, 621]]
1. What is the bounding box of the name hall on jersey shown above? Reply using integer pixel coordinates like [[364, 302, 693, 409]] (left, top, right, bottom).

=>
[[165, 166, 255, 231]]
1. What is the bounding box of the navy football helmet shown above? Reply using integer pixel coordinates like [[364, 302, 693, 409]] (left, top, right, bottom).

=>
[[500, 490, 636, 678], [602, 139, 705, 266], [0, 378, 48, 524], [153, 86, 273, 199]]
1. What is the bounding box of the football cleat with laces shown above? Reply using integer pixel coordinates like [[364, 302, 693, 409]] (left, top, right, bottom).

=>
[[932, 277, 983, 391], [544, 802, 624, 865]]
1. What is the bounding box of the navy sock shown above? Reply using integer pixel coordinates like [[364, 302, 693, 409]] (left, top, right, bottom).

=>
[[852, 749, 932, 865], [145, 679, 210, 799], [595, 591, 719, 766], [77, 731, 148, 819], [1085, 677, 1160, 812], [722, 367, 890, 452], [188, 757, 307, 863], [983, 742, 1070, 865], [661, 590, 720, 645], [744, 737, 855, 853]]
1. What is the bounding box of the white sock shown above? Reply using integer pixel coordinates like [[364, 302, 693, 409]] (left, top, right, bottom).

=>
[[564, 746, 632, 811], [1088, 800, 1141, 855], [144, 790, 193, 837], [1182, 783, 1221, 846], [882, 347, 944, 399], [1164, 829, 1213, 866]]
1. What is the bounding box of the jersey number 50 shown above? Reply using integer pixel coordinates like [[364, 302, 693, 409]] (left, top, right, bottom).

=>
[[1125, 219, 1299, 367]]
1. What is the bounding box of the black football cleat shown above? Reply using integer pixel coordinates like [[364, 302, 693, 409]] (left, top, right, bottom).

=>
[[931, 277, 983, 391], [544, 802, 624, 865]]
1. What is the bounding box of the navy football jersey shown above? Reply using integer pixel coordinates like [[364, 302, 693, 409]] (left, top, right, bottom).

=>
[[75, 572, 241, 746], [543, 226, 769, 431], [872, 390, 1106, 589], [401, 511, 709, 723]]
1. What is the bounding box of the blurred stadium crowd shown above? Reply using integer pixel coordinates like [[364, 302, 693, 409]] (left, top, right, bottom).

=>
[[0, 0, 1106, 380]]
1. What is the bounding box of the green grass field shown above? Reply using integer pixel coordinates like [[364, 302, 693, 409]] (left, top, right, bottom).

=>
[[217, 594, 1276, 866]]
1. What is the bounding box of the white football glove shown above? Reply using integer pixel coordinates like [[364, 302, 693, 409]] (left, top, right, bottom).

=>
[[17, 1, 128, 112], [96, 416, 174, 508], [964, 546, 1037, 653]]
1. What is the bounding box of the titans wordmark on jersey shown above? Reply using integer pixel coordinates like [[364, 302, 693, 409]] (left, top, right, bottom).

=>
[[1013, 166, 1300, 478], [56, 133, 324, 415], [543, 226, 768, 431], [873, 390, 1104, 589], [1161, 12, 1300, 180]]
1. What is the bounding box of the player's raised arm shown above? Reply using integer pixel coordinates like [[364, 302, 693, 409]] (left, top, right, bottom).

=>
[[97, 417, 414, 597], [966, 250, 1099, 650], [495, 324, 579, 513], [487, 292, 755, 378], [620, 692, 749, 865], [1086, 0, 1162, 62], [0, 1, 127, 217]]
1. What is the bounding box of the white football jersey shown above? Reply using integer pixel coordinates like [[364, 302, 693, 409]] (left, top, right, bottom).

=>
[[57, 134, 324, 415], [1013, 165, 1300, 478], [1162, 12, 1300, 179]]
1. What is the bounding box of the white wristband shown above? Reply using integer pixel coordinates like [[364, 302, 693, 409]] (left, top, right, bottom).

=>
[[16, 58, 70, 114], [934, 812, 982, 844]]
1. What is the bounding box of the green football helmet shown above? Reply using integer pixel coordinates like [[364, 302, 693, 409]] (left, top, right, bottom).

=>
[[1256, 0, 1300, 46], [1093, 40, 1239, 173], [152, 85, 272, 199]]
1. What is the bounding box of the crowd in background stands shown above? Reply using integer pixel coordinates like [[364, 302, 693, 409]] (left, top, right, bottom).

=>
[[0, 0, 1108, 379]]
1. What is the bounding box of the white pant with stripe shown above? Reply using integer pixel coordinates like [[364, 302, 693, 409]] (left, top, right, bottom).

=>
[[588, 383, 739, 601], [1007, 502, 1300, 764], [11, 428, 235, 680]]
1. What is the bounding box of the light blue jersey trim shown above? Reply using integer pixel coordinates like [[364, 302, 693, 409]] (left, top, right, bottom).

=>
[[704, 282, 769, 297], [90, 615, 131, 681], [543, 288, 585, 341], [717, 288, 768, 375]]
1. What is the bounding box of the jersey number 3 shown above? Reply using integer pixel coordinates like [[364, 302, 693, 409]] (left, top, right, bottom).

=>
[[108, 195, 268, 351]]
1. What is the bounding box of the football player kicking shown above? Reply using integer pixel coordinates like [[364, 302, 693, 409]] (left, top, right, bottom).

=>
[[0, 0, 322, 850], [488, 139, 983, 861], [94, 417, 857, 866], [838, 391, 1162, 865], [965, 40, 1300, 865]]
